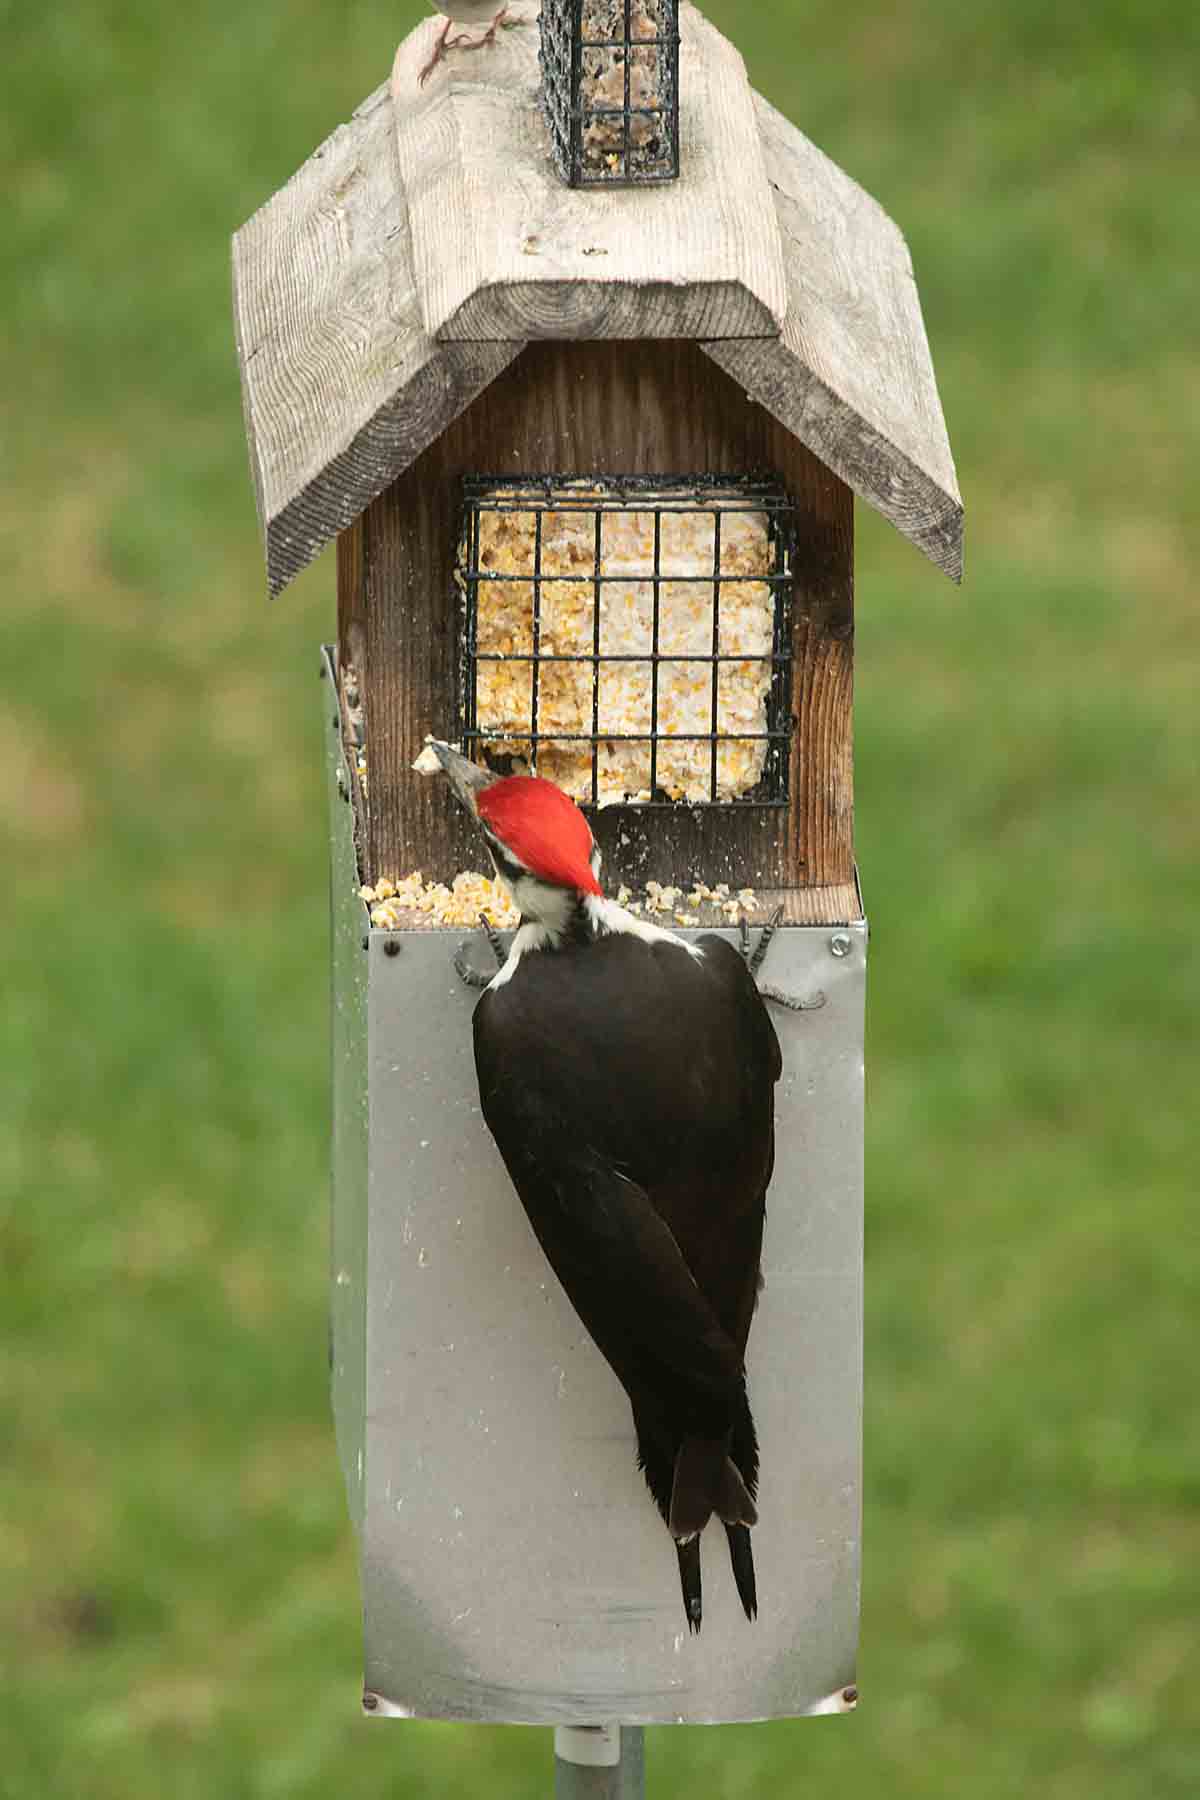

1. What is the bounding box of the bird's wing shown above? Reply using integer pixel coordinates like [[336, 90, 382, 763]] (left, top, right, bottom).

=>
[[695, 932, 783, 1087], [478, 1077, 744, 1419]]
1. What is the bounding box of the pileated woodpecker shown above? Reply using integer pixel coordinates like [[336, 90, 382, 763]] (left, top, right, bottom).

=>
[[421, 740, 781, 1631]]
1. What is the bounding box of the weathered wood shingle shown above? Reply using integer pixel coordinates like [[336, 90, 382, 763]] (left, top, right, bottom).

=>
[[233, 2, 961, 596], [233, 85, 523, 596], [702, 95, 963, 581], [390, 3, 787, 344]]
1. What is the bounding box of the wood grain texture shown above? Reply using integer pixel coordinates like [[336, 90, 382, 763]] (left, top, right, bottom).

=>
[[757, 883, 863, 926], [389, 0, 786, 343], [337, 515, 367, 678], [336, 521, 371, 854], [236, 15, 958, 599], [357, 340, 853, 899], [233, 83, 524, 596], [703, 93, 963, 583]]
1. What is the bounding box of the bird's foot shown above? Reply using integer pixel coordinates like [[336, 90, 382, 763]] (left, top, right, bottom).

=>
[[421, 6, 520, 77], [478, 5, 518, 46], [452, 947, 491, 989], [741, 905, 784, 977], [418, 16, 459, 84], [477, 912, 507, 969], [452, 913, 509, 989], [758, 982, 826, 1013], [741, 906, 827, 1010]]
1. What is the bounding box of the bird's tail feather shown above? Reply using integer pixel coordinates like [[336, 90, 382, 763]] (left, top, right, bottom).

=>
[[669, 1436, 758, 1541], [676, 1536, 703, 1633], [724, 1521, 758, 1622]]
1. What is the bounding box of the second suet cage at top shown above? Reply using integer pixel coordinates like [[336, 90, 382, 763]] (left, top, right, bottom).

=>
[[540, 0, 681, 186]]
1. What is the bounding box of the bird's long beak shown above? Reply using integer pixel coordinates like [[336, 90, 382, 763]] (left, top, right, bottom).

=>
[[416, 738, 498, 817]]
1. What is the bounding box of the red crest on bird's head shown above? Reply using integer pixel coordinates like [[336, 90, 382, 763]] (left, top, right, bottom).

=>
[[476, 775, 602, 896]]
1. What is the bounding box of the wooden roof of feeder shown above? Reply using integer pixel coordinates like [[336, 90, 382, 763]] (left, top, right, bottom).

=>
[[233, 0, 962, 599]]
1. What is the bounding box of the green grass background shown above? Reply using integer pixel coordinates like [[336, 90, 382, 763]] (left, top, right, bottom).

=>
[[2, 0, 1197, 1792]]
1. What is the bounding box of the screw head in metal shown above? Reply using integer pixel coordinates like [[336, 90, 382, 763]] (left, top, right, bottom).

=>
[[362, 1691, 379, 1712], [383, 937, 401, 958], [830, 932, 852, 958]]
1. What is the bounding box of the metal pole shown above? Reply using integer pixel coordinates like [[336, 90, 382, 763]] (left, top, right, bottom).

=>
[[554, 1726, 645, 1799]]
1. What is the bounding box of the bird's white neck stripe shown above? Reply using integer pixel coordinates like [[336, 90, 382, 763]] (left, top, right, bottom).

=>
[[486, 895, 703, 990], [487, 922, 554, 990], [584, 895, 705, 959]]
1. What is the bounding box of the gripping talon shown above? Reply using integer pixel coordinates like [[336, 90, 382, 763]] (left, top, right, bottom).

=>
[[453, 914, 509, 990], [746, 906, 824, 1006], [418, 4, 518, 80], [479, 3, 513, 45], [759, 983, 826, 1012], [478, 912, 506, 972], [748, 905, 785, 979], [418, 16, 454, 83], [453, 944, 492, 989]]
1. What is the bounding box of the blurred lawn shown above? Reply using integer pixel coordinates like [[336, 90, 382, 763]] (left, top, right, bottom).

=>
[[2, 0, 1197, 1794]]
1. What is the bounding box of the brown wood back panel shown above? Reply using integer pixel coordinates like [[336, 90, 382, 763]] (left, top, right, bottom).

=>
[[344, 340, 853, 892]]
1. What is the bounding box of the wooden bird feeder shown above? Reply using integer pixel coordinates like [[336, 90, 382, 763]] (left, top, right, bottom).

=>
[[232, 0, 959, 1738]]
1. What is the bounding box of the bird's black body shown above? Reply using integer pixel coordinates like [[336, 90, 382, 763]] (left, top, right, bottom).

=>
[[473, 917, 782, 1629]]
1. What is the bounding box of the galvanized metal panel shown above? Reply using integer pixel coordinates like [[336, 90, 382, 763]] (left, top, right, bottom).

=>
[[325, 665, 864, 1723], [326, 651, 370, 1530]]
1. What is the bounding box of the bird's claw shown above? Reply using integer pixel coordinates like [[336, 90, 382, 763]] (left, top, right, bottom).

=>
[[759, 983, 827, 1013], [742, 905, 784, 977], [453, 913, 509, 989], [743, 905, 825, 1009], [418, 17, 454, 84], [477, 912, 507, 970], [480, 4, 516, 44], [418, 6, 520, 81], [453, 945, 492, 989]]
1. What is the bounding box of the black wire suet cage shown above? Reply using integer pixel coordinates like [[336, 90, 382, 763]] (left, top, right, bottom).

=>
[[539, 0, 681, 187], [456, 476, 796, 810]]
